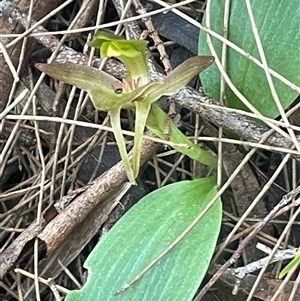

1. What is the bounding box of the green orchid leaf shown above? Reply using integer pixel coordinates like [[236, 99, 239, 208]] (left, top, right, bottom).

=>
[[199, 0, 300, 118], [65, 177, 222, 301], [150, 56, 215, 100]]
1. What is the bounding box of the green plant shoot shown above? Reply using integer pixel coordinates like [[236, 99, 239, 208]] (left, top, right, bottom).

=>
[[279, 251, 300, 279], [36, 31, 214, 183]]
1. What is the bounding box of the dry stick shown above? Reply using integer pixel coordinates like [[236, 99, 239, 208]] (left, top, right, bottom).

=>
[[5, 115, 189, 149], [200, 137, 300, 156], [233, 243, 298, 280], [243, 205, 300, 301], [33, 93, 46, 301], [268, 209, 300, 301], [216, 0, 230, 189], [247, 198, 300, 301], [288, 268, 300, 301], [14, 268, 69, 295], [47, 278, 62, 301], [133, 0, 172, 74], [194, 185, 300, 301], [24, 2, 49, 298], [176, 87, 297, 151]]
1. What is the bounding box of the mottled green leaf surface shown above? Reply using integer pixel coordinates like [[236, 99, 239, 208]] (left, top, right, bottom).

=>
[[199, 0, 300, 118], [65, 177, 222, 301]]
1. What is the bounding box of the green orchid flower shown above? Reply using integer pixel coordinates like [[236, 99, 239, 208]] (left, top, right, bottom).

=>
[[36, 31, 215, 183]]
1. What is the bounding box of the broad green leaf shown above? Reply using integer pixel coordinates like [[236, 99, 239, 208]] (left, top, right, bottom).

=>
[[65, 177, 222, 301], [199, 0, 300, 118], [147, 104, 217, 168], [279, 252, 300, 279]]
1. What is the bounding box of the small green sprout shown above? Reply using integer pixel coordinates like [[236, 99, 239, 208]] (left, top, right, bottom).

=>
[[36, 31, 214, 183], [279, 252, 300, 279]]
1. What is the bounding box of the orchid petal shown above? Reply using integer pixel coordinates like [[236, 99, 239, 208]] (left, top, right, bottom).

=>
[[109, 109, 136, 184], [132, 99, 152, 179], [150, 56, 215, 100], [35, 63, 121, 95]]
